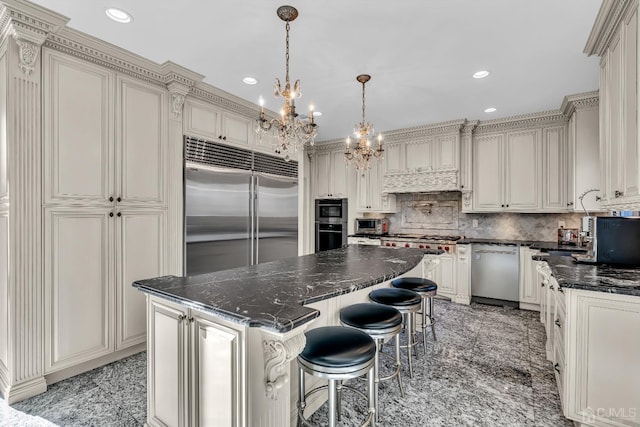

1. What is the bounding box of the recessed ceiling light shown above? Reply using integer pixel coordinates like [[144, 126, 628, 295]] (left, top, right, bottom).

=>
[[484, 107, 497, 113], [105, 7, 132, 23], [473, 70, 490, 79], [242, 77, 258, 85]]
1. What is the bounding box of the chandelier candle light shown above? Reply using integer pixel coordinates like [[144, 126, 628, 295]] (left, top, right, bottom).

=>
[[256, 5, 318, 160], [345, 74, 384, 170]]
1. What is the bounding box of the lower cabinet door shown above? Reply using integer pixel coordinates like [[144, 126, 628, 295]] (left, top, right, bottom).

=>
[[191, 314, 242, 427], [148, 298, 189, 427], [116, 209, 165, 349], [44, 207, 114, 373]]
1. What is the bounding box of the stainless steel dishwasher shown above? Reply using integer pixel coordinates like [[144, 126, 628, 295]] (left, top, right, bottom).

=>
[[471, 244, 520, 304]]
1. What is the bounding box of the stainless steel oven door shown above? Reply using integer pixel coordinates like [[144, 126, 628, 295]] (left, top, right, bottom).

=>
[[315, 222, 347, 252], [315, 198, 348, 223]]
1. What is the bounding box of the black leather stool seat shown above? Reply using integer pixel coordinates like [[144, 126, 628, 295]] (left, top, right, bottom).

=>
[[392, 277, 438, 292], [300, 326, 376, 368], [369, 288, 421, 306], [340, 303, 402, 330]]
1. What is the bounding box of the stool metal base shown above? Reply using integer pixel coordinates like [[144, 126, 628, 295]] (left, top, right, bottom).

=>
[[297, 356, 376, 427], [340, 322, 404, 422]]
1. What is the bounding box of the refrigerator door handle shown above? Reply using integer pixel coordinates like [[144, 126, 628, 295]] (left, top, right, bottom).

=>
[[249, 174, 256, 265], [254, 174, 259, 264]]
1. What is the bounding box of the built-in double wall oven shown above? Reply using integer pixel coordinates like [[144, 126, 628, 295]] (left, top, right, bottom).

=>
[[315, 198, 348, 252]]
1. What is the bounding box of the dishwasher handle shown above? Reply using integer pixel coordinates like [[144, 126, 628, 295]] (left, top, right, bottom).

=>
[[474, 249, 517, 255]]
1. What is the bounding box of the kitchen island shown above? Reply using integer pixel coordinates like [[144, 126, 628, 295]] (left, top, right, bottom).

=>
[[533, 255, 640, 427], [133, 245, 427, 427]]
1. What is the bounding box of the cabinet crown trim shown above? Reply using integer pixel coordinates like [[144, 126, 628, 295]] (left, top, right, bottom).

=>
[[584, 0, 638, 56]]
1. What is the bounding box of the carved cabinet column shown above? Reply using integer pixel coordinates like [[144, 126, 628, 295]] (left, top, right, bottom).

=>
[[0, 1, 67, 403]]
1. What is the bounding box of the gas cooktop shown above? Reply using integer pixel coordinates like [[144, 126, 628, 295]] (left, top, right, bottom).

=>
[[382, 234, 463, 241]]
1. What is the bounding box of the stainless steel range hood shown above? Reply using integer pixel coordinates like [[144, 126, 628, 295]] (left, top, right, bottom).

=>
[[382, 169, 460, 193]]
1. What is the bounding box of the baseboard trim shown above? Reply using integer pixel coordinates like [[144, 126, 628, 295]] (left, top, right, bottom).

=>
[[519, 302, 541, 312], [1, 376, 47, 404], [45, 343, 145, 385]]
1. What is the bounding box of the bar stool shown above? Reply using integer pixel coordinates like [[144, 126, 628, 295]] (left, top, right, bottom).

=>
[[340, 303, 404, 422], [297, 326, 376, 427], [391, 277, 438, 353], [368, 288, 422, 378]]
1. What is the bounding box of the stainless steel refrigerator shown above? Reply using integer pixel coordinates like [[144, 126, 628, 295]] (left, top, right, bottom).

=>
[[184, 140, 298, 276]]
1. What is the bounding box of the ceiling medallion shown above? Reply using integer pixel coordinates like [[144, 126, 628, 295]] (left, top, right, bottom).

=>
[[256, 5, 318, 161], [345, 74, 383, 170]]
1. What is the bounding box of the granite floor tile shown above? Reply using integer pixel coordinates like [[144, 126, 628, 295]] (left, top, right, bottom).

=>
[[5, 299, 575, 426]]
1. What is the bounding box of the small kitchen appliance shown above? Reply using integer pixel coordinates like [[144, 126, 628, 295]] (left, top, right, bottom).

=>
[[557, 227, 580, 246], [354, 218, 389, 235], [591, 216, 640, 266]]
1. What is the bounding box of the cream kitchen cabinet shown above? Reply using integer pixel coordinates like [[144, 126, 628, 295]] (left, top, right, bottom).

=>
[[42, 49, 169, 373], [562, 289, 640, 426], [422, 253, 458, 303], [313, 149, 351, 199], [147, 297, 244, 427], [472, 130, 541, 211], [183, 98, 270, 156], [518, 247, 541, 311], [589, 2, 640, 209], [565, 95, 603, 212], [43, 50, 167, 207], [356, 158, 397, 213], [541, 126, 567, 211], [44, 207, 165, 372]]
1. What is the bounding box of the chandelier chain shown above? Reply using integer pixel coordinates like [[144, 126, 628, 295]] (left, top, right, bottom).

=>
[[285, 21, 290, 88], [362, 80, 366, 125]]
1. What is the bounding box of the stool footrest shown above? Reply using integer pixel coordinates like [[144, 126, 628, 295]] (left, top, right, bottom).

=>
[[298, 384, 375, 427]]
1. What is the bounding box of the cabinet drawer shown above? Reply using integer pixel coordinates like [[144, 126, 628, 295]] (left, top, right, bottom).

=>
[[553, 336, 566, 415], [554, 295, 566, 362]]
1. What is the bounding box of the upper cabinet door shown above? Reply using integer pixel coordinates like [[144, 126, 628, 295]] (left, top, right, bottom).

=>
[[542, 126, 566, 210], [43, 50, 114, 205], [116, 76, 167, 206], [184, 99, 221, 141], [331, 150, 349, 198], [221, 111, 254, 149], [473, 134, 504, 210], [505, 129, 540, 210]]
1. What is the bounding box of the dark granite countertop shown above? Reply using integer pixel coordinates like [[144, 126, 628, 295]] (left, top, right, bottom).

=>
[[133, 245, 426, 333], [535, 256, 640, 296], [457, 238, 587, 252]]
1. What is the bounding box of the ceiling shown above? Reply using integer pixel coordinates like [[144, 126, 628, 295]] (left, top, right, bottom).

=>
[[29, 0, 603, 142]]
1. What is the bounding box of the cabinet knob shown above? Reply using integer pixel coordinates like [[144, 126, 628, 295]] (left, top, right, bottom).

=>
[[501, 204, 505, 208], [595, 195, 602, 201], [540, 282, 545, 287], [223, 136, 227, 140], [178, 314, 187, 322], [554, 318, 561, 328], [567, 202, 574, 206], [117, 197, 122, 202], [109, 212, 114, 217], [117, 212, 122, 217], [554, 363, 561, 374], [615, 190, 624, 198], [109, 196, 114, 202]]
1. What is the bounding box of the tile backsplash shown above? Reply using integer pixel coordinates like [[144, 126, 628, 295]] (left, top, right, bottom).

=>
[[383, 193, 586, 241]]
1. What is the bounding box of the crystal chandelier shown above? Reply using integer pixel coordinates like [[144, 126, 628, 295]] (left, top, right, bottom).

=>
[[256, 5, 318, 160], [344, 74, 383, 170]]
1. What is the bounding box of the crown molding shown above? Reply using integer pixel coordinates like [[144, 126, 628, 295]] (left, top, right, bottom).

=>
[[560, 90, 600, 117], [316, 119, 467, 147], [473, 110, 567, 134], [0, 0, 67, 76], [584, 0, 637, 56], [190, 81, 261, 119]]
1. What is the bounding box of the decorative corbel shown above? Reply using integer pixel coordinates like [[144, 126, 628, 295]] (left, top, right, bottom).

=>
[[171, 93, 186, 118], [14, 37, 38, 76], [461, 190, 473, 208], [166, 81, 190, 119], [263, 333, 306, 399]]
